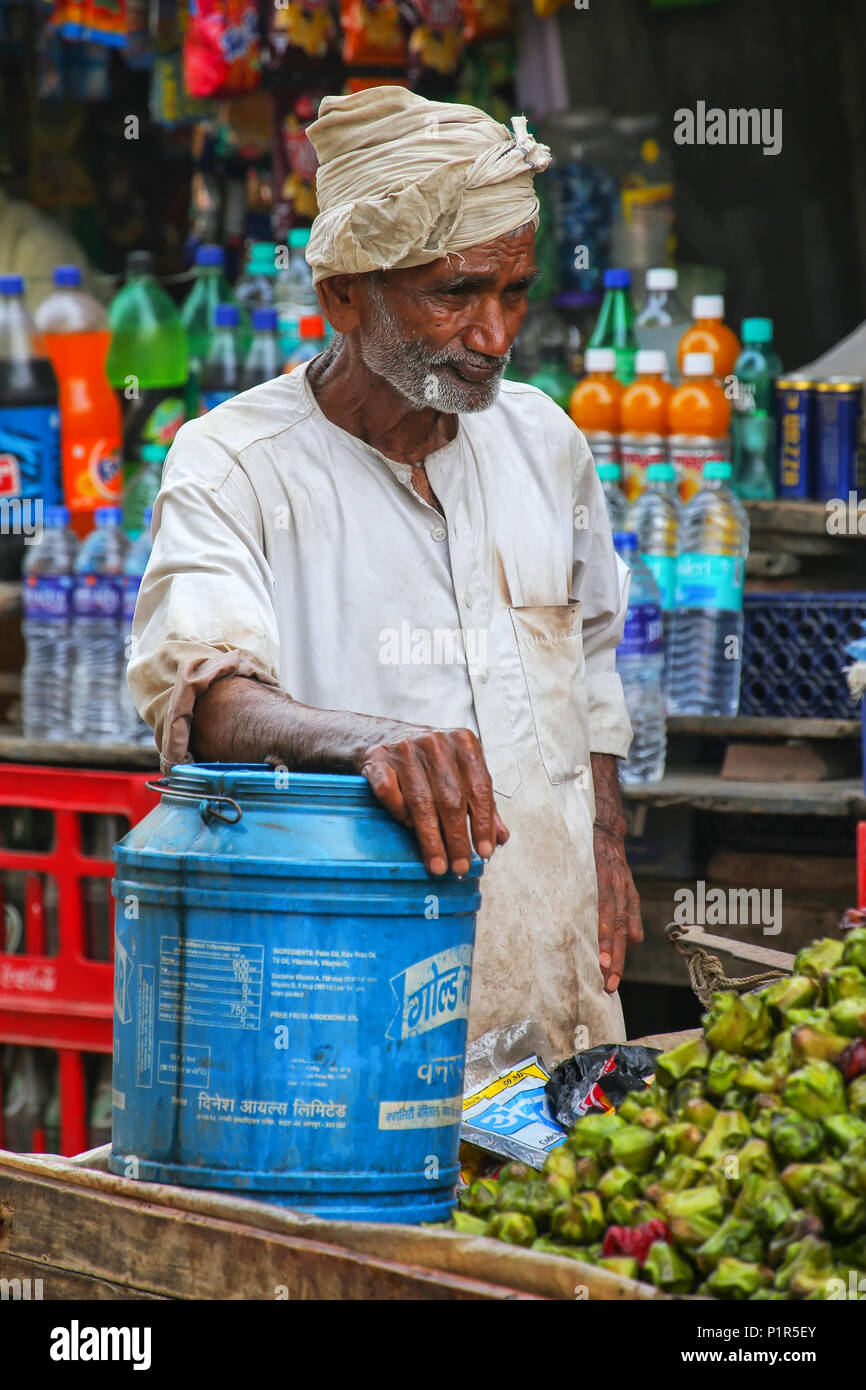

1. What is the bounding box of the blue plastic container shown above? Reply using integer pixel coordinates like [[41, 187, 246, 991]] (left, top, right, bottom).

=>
[[110, 764, 482, 1223]]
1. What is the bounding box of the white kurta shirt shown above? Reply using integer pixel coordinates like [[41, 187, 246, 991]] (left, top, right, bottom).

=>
[[129, 363, 633, 1058]]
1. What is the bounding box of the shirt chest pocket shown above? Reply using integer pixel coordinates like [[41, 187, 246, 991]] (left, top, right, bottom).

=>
[[509, 602, 589, 786]]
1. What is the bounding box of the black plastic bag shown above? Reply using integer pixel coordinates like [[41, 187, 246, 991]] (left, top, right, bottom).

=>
[[546, 1044, 661, 1129]]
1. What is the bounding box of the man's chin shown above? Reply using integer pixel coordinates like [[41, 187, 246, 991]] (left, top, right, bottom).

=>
[[436, 370, 505, 415]]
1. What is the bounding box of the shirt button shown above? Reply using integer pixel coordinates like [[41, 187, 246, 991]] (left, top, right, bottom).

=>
[[464, 590, 473, 609], [431, 526, 447, 541], [478, 669, 489, 684]]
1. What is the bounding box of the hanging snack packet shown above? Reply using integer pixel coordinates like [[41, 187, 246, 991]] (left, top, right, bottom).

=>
[[403, 0, 464, 76], [48, 1, 87, 38], [269, 0, 337, 62], [272, 93, 321, 238], [340, 0, 407, 66], [184, 0, 260, 98], [461, 0, 512, 43]]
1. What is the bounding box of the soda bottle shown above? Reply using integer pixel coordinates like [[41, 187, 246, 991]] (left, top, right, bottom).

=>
[[677, 294, 740, 380], [0, 274, 61, 580], [275, 227, 320, 360], [70, 505, 128, 742], [235, 241, 280, 316], [668, 352, 732, 503], [123, 441, 165, 540], [569, 347, 623, 473], [587, 268, 639, 384], [35, 265, 123, 537], [1, 1046, 44, 1152], [635, 267, 690, 370], [119, 508, 153, 745], [240, 307, 282, 391], [527, 338, 575, 411], [286, 313, 327, 370], [613, 530, 666, 785], [106, 251, 187, 461], [199, 304, 241, 410], [619, 348, 673, 502], [731, 316, 783, 501], [180, 244, 236, 417], [596, 461, 628, 531], [626, 462, 681, 692], [22, 504, 79, 740], [668, 460, 749, 717]]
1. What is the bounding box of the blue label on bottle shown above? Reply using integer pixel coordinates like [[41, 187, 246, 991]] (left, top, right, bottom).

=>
[[122, 573, 143, 624], [73, 574, 122, 620], [23, 574, 73, 621], [619, 600, 664, 658], [199, 391, 235, 414], [675, 554, 745, 612], [641, 553, 676, 611], [0, 405, 61, 504]]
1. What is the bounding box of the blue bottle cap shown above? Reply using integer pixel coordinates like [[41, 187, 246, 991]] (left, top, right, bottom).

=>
[[214, 303, 240, 328], [0, 274, 24, 295], [741, 316, 773, 344], [143, 508, 154, 528], [288, 228, 311, 250], [43, 505, 70, 527], [603, 268, 632, 290], [252, 307, 278, 332], [141, 443, 169, 463], [95, 506, 123, 527], [613, 530, 637, 552], [53, 265, 82, 288], [704, 461, 732, 480], [196, 244, 225, 267]]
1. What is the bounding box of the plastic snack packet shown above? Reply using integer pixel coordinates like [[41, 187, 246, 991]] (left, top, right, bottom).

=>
[[184, 0, 261, 98], [461, 1054, 568, 1169], [340, 0, 406, 66]]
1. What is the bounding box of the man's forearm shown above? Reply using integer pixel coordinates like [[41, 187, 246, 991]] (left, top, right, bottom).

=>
[[190, 675, 417, 771], [590, 751, 627, 837]]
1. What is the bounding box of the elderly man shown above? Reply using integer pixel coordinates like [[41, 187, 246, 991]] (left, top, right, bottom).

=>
[[129, 86, 642, 1060]]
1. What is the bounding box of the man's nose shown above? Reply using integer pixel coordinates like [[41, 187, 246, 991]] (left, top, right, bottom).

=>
[[462, 298, 512, 359]]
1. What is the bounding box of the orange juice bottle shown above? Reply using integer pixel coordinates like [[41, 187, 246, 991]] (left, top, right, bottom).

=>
[[569, 348, 623, 471], [619, 349, 673, 503], [668, 352, 732, 502], [677, 294, 740, 380]]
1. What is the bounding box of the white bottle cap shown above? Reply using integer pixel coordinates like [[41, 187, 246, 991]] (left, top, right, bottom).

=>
[[692, 293, 724, 320], [584, 347, 616, 372], [646, 267, 677, 291], [635, 348, 668, 375], [683, 351, 715, 376]]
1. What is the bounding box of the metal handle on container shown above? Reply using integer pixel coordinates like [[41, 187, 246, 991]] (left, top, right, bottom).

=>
[[145, 778, 243, 825]]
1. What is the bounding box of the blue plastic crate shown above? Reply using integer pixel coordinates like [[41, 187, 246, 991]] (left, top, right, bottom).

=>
[[740, 593, 866, 719]]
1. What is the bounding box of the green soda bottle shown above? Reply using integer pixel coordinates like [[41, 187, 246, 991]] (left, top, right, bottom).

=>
[[527, 339, 575, 411], [180, 244, 236, 416], [588, 268, 639, 384], [107, 251, 188, 462], [123, 442, 166, 539], [731, 316, 783, 500]]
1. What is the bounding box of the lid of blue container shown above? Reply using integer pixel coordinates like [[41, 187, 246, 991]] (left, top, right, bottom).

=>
[[603, 268, 632, 289], [252, 307, 278, 332], [0, 274, 24, 295], [44, 505, 70, 527], [613, 530, 637, 552], [95, 505, 123, 526], [214, 303, 239, 328], [53, 265, 82, 287], [196, 244, 225, 267]]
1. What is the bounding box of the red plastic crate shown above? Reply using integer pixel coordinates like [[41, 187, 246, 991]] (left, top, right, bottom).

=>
[[0, 765, 158, 1154]]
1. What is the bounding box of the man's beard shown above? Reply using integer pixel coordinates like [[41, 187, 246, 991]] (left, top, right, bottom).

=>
[[359, 277, 510, 414]]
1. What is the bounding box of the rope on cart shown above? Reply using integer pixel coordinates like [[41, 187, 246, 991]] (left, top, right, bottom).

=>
[[665, 924, 787, 1009]]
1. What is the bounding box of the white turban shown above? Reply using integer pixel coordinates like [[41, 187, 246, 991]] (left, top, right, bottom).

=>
[[305, 86, 551, 286]]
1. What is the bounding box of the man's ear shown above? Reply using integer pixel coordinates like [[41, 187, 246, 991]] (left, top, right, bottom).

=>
[[317, 275, 364, 334]]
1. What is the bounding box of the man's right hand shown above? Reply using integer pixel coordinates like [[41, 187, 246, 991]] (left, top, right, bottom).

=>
[[357, 727, 509, 876]]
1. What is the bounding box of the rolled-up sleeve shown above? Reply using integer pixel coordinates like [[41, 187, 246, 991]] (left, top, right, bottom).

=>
[[570, 428, 633, 759], [128, 421, 281, 770]]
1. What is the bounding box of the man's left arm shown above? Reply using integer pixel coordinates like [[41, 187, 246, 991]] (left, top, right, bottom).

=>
[[571, 429, 643, 993]]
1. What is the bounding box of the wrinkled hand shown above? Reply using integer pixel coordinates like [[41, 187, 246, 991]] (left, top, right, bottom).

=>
[[594, 822, 643, 993], [359, 727, 509, 876]]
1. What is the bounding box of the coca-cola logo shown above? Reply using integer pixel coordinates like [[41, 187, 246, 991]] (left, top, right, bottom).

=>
[[0, 959, 58, 993]]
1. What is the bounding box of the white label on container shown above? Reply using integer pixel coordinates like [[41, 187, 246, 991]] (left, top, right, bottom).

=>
[[378, 1095, 463, 1130], [157, 1041, 211, 1089], [115, 939, 134, 1025], [386, 943, 473, 1041], [136, 965, 155, 1088]]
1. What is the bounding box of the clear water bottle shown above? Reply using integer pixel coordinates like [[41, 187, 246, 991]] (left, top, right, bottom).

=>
[[668, 460, 750, 716], [275, 227, 319, 360], [626, 462, 682, 692], [71, 505, 128, 743], [22, 506, 79, 740], [635, 267, 690, 371], [240, 307, 282, 390], [596, 461, 628, 530], [613, 530, 666, 785], [119, 509, 153, 745]]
